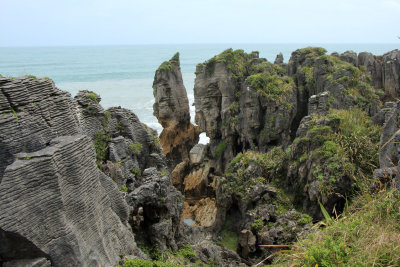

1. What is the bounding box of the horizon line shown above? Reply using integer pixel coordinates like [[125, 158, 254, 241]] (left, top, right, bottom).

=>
[[0, 42, 399, 48]]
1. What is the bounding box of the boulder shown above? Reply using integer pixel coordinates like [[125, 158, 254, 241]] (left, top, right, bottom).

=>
[[189, 144, 207, 165]]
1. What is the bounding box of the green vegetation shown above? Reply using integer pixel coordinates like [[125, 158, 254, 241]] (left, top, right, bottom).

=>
[[275, 189, 400, 267], [247, 72, 294, 108], [294, 47, 327, 58], [119, 185, 128, 192], [215, 141, 227, 159], [26, 74, 37, 79], [225, 147, 287, 197], [117, 122, 125, 132], [129, 142, 143, 155], [157, 52, 180, 72], [118, 258, 182, 267], [130, 168, 141, 177], [251, 219, 264, 232], [94, 132, 111, 161], [218, 219, 238, 251], [23, 156, 32, 160], [174, 245, 197, 260], [298, 213, 313, 226], [160, 170, 169, 177], [202, 49, 250, 79], [293, 108, 381, 199], [294, 47, 380, 109], [119, 244, 200, 267], [10, 106, 18, 121], [85, 92, 100, 103], [85, 104, 97, 115], [153, 135, 161, 147]]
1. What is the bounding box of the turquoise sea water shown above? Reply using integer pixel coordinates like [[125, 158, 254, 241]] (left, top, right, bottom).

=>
[[0, 44, 398, 135]]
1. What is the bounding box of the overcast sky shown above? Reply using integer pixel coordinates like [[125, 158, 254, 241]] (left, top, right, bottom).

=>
[[1, 0, 399, 46]]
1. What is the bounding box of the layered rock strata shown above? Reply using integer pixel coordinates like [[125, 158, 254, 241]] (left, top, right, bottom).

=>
[[0, 135, 142, 266], [0, 76, 183, 266], [153, 53, 199, 168]]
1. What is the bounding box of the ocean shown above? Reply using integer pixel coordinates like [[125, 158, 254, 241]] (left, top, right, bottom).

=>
[[0, 43, 398, 137]]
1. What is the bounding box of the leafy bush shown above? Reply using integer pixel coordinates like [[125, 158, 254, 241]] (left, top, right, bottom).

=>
[[119, 185, 128, 192], [85, 92, 99, 103], [251, 219, 264, 232], [129, 142, 142, 155], [94, 132, 111, 161]]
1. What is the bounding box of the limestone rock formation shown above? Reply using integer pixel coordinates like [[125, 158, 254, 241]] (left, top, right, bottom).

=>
[[374, 101, 400, 189], [127, 167, 184, 251], [0, 76, 81, 181], [194, 49, 297, 172], [358, 52, 383, 89], [382, 49, 400, 98], [153, 53, 199, 168], [0, 135, 142, 266], [0, 76, 183, 266]]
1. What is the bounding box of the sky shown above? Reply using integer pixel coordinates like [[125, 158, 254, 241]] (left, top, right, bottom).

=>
[[1, 0, 400, 46]]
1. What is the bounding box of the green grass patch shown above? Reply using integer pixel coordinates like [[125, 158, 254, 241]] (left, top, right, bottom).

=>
[[275, 189, 400, 267], [157, 52, 180, 72], [85, 92, 100, 103]]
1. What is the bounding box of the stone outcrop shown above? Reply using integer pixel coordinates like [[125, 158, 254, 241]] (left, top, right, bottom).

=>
[[0, 135, 143, 266], [0, 76, 81, 181], [127, 167, 184, 251], [382, 50, 400, 98], [194, 49, 297, 173], [0, 76, 183, 266], [374, 101, 400, 189], [153, 53, 199, 168]]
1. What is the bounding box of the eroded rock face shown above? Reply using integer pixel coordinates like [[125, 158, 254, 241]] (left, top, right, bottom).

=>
[[153, 53, 199, 168], [194, 49, 297, 172], [0, 76, 183, 266], [358, 52, 383, 89], [0, 135, 142, 266], [382, 50, 400, 98], [127, 167, 184, 251], [374, 101, 400, 190], [0, 77, 81, 181]]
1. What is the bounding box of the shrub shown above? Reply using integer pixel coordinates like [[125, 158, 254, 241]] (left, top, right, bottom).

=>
[[251, 219, 264, 232], [119, 185, 128, 192], [94, 132, 111, 161], [85, 92, 99, 103], [129, 142, 143, 155]]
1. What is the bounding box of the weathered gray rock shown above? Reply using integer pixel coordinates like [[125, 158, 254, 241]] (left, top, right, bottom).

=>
[[358, 52, 383, 89], [238, 230, 256, 259], [190, 144, 207, 165], [153, 53, 199, 168], [378, 101, 400, 168], [339, 50, 358, 66], [3, 258, 51, 267], [274, 53, 284, 65], [194, 49, 297, 168], [0, 77, 81, 181], [0, 135, 143, 266], [382, 50, 400, 98], [308, 91, 330, 115], [127, 167, 184, 251]]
